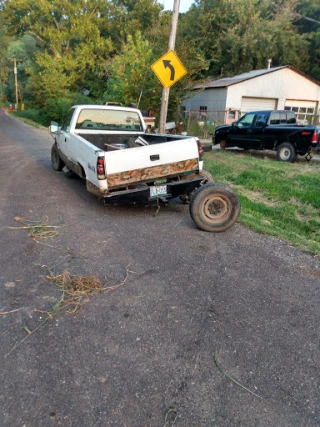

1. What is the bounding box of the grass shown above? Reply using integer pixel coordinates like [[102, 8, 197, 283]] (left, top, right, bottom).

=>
[[10, 216, 61, 238], [45, 263, 134, 315], [204, 150, 320, 255]]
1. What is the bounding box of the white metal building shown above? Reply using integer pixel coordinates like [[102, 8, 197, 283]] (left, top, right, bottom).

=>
[[183, 66, 320, 124]]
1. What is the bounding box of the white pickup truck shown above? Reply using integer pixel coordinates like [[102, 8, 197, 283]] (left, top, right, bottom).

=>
[[49, 105, 240, 232]]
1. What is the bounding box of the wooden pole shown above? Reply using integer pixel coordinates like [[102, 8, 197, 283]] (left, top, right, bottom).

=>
[[9, 58, 20, 110], [159, 0, 180, 134], [14, 58, 18, 110]]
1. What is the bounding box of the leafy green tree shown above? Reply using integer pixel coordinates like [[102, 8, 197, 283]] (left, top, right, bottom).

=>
[[0, 16, 10, 100], [1, 0, 115, 104], [180, 0, 309, 77], [295, 0, 320, 80], [104, 31, 161, 112], [5, 35, 39, 102]]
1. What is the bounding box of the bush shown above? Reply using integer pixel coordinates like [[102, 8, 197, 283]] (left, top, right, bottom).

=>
[[14, 108, 47, 126], [42, 93, 96, 125], [13, 93, 97, 127], [184, 117, 217, 138]]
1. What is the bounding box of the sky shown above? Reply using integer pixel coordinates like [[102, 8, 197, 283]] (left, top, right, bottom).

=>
[[161, 0, 195, 13]]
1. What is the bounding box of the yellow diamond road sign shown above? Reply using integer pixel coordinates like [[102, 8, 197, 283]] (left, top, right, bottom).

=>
[[151, 50, 187, 88]]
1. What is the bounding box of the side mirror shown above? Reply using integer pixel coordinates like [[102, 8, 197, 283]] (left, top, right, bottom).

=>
[[232, 121, 237, 127], [50, 121, 59, 133]]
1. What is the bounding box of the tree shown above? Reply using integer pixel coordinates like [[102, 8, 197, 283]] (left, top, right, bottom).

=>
[[295, 0, 320, 80], [0, 16, 9, 99], [1, 0, 116, 104], [180, 0, 309, 77], [104, 31, 161, 112]]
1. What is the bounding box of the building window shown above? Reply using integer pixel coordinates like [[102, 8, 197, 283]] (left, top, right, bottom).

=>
[[199, 106, 207, 111], [285, 105, 315, 125]]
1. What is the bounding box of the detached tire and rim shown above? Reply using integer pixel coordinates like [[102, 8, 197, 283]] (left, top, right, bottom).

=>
[[51, 143, 65, 171], [189, 183, 240, 232], [276, 142, 297, 163]]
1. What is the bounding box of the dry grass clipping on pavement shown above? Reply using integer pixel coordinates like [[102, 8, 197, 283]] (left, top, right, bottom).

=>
[[9, 216, 62, 238], [46, 262, 136, 314], [5, 263, 140, 358]]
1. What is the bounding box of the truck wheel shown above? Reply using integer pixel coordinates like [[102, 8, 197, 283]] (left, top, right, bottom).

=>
[[220, 140, 226, 150], [276, 142, 297, 162], [189, 183, 240, 232], [51, 143, 65, 171], [199, 169, 214, 183], [180, 169, 214, 184], [180, 170, 215, 204]]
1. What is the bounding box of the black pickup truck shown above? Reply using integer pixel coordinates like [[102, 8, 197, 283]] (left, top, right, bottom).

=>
[[213, 110, 320, 162]]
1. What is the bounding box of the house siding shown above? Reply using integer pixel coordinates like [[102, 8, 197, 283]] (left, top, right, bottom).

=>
[[226, 68, 320, 111], [183, 87, 227, 111], [184, 68, 320, 118]]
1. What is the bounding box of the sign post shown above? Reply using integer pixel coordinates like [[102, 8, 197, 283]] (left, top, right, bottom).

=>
[[154, 0, 183, 134]]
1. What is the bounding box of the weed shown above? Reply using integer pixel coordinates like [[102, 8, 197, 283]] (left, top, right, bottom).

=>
[[47, 271, 102, 314], [10, 216, 61, 238], [214, 351, 263, 400]]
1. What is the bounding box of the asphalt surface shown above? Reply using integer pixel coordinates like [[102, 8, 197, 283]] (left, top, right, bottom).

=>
[[1, 108, 320, 427]]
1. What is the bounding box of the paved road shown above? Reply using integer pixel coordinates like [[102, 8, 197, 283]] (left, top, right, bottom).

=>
[[1, 108, 320, 427]]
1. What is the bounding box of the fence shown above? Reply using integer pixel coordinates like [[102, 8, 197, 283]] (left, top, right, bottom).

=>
[[179, 109, 240, 138], [180, 110, 320, 137]]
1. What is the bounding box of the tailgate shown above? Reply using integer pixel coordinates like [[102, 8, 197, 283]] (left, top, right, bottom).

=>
[[105, 138, 199, 189]]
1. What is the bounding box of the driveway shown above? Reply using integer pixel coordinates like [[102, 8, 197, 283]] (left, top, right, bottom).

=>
[[1, 108, 320, 426]]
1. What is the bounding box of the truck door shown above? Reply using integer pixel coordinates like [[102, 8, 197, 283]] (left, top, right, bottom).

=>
[[248, 112, 269, 149], [56, 108, 75, 158], [229, 112, 257, 148]]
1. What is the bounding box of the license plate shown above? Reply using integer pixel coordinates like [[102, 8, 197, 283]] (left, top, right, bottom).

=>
[[150, 185, 167, 197]]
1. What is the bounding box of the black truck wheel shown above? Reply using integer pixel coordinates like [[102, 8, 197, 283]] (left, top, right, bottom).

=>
[[51, 143, 65, 171], [199, 169, 214, 183], [189, 183, 240, 232], [220, 140, 227, 150], [276, 142, 297, 163]]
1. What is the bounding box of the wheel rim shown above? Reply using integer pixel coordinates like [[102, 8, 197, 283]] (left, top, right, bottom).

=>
[[201, 194, 231, 223], [280, 147, 291, 160]]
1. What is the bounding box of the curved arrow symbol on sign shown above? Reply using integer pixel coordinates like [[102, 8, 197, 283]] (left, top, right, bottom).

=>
[[163, 60, 175, 81]]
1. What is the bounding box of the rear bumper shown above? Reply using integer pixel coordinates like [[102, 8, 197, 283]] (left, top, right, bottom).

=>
[[103, 178, 203, 204]]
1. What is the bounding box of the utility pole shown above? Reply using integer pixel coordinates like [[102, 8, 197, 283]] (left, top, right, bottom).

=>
[[159, 0, 180, 134], [9, 58, 19, 110]]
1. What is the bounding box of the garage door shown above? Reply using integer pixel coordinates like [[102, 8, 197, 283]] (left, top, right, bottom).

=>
[[241, 97, 277, 114], [285, 100, 317, 125]]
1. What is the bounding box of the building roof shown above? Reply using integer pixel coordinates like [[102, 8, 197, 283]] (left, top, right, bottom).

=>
[[192, 66, 320, 90]]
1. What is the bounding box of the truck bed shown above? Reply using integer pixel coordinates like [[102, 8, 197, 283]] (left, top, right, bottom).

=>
[[75, 131, 191, 151]]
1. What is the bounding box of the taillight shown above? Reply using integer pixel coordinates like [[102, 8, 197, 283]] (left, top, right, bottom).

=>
[[97, 156, 105, 179], [197, 140, 204, 159], [311, 131, 318, 144]]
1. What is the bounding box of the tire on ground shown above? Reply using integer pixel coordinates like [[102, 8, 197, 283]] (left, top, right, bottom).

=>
[[180, 169, 214, 184], [199, 169, 214, 183], [64, 169, 76, 178], [51, 143, 65, 171], [276, 142, 297, 163], [189, 183, 240, 232]]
